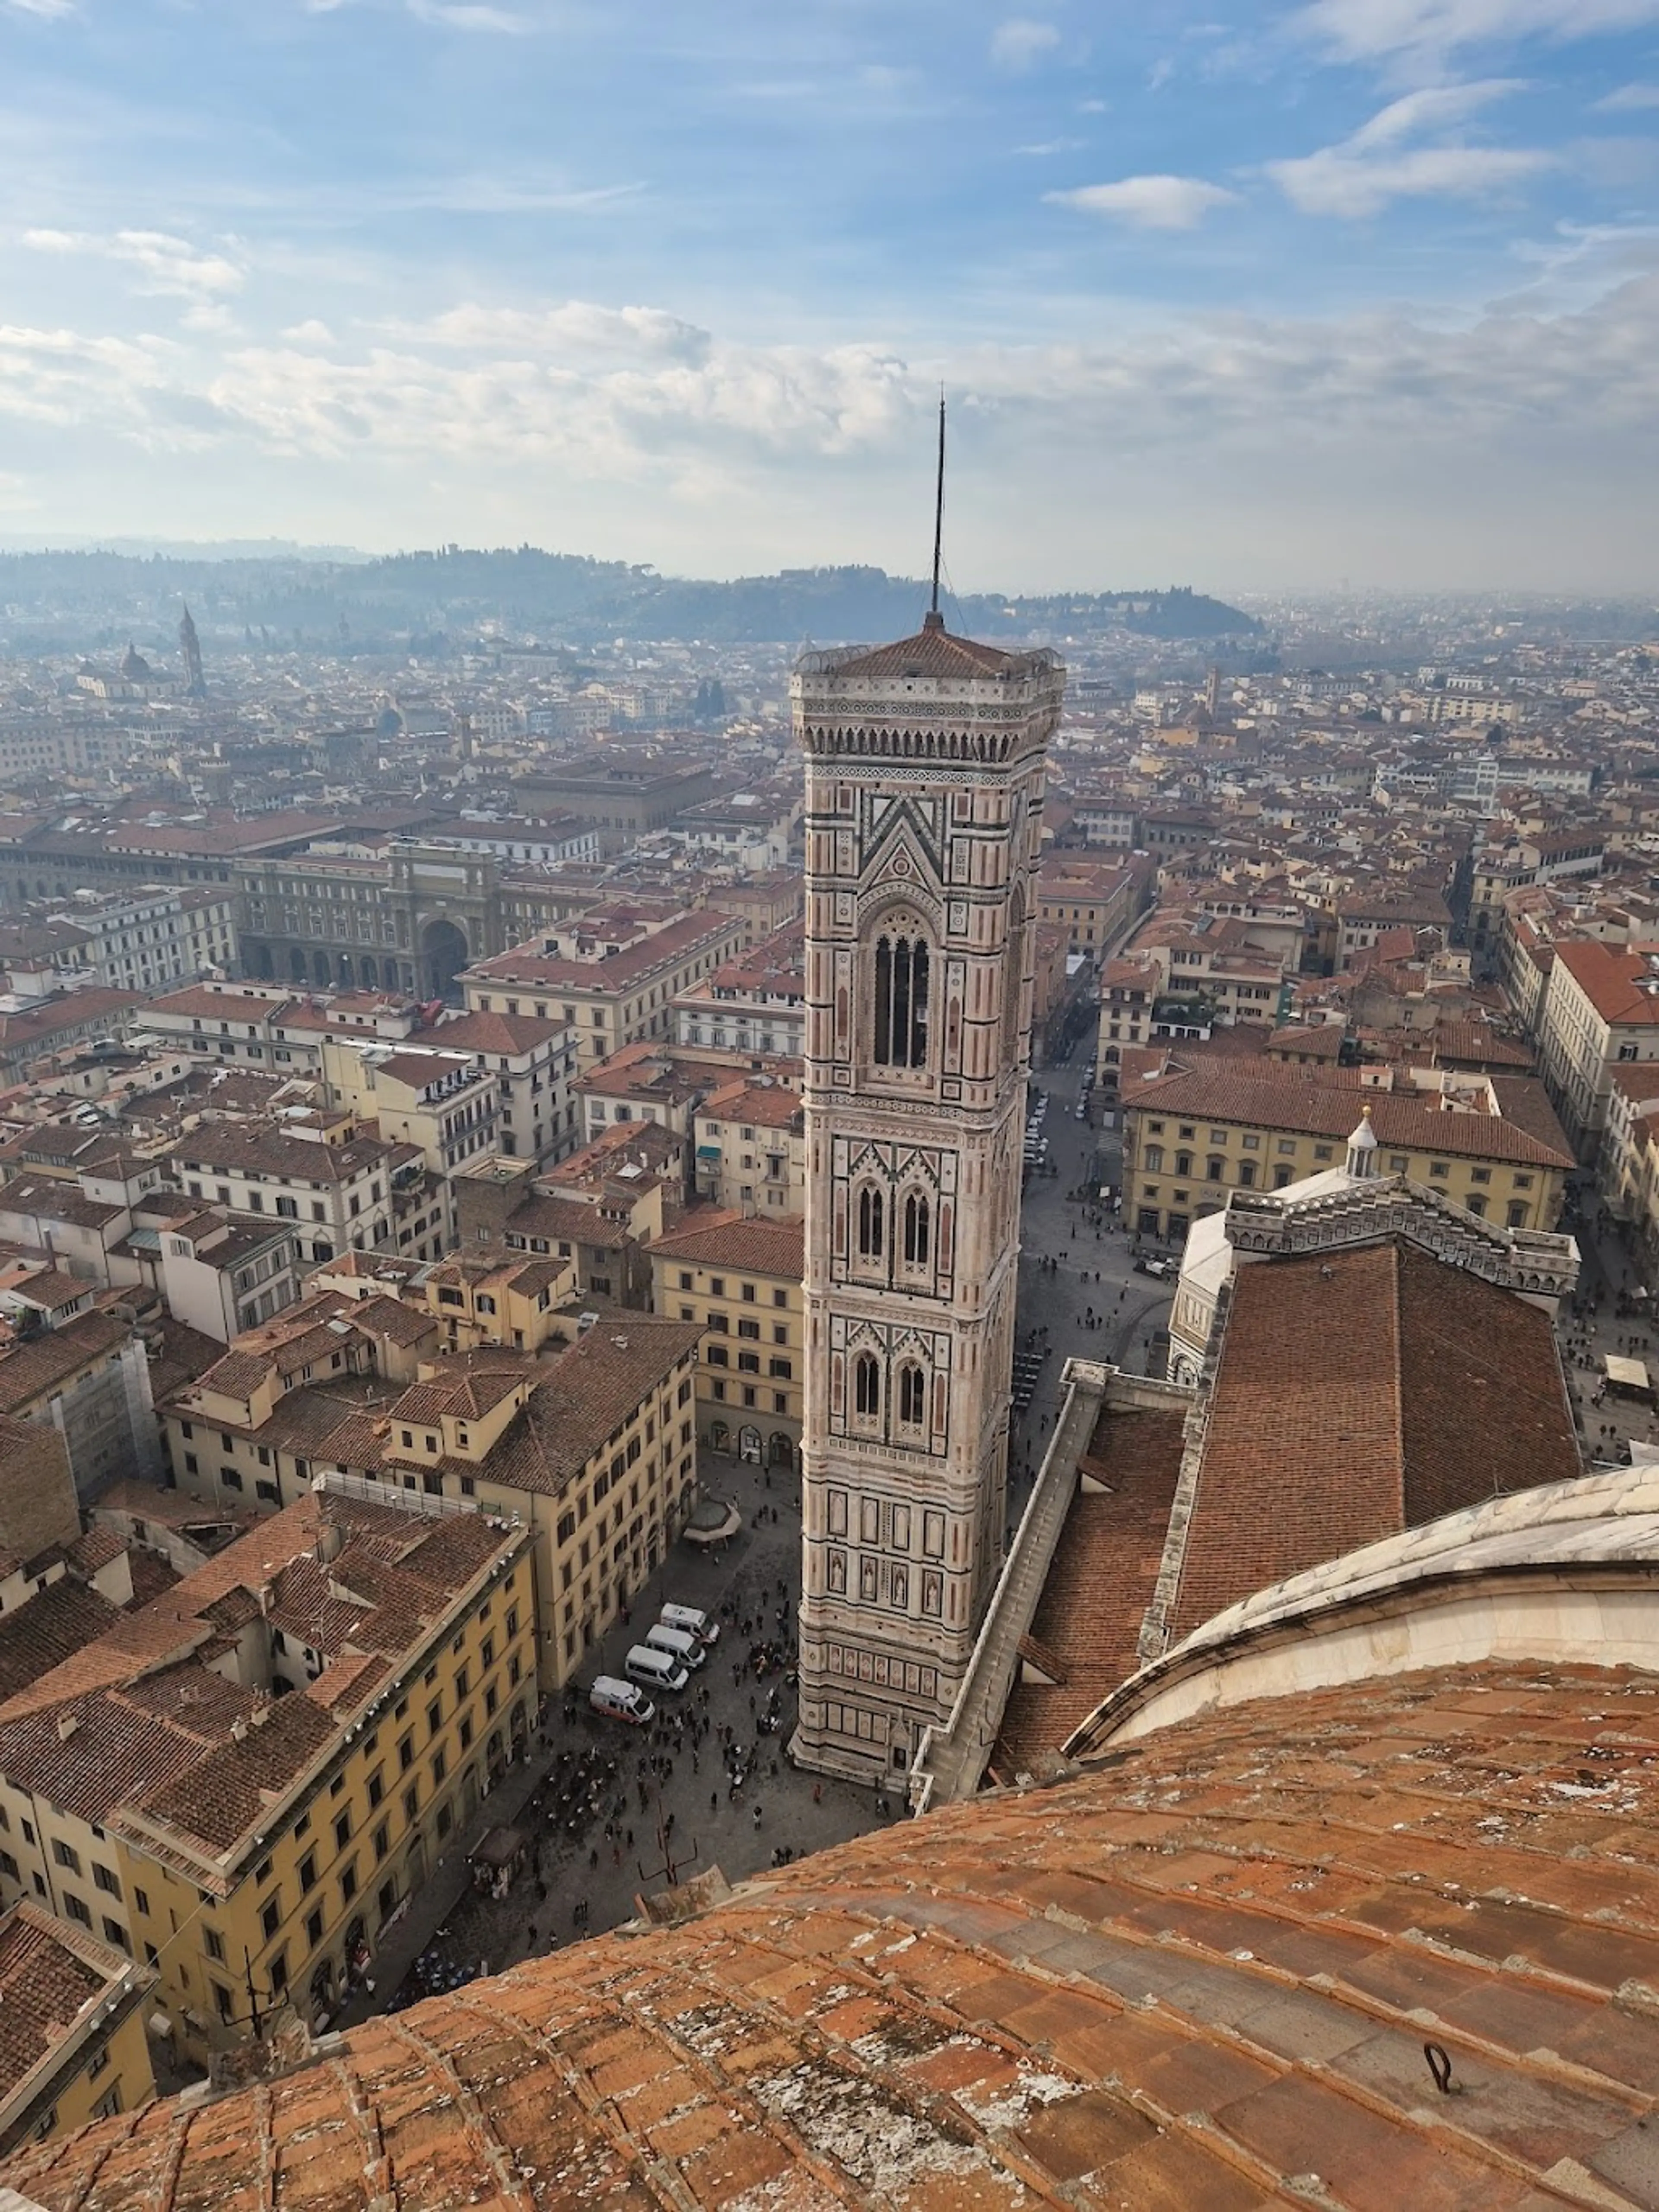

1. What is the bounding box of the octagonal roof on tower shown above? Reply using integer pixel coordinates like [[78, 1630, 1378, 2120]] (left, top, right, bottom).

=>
[[800, 610, 1058, 683]]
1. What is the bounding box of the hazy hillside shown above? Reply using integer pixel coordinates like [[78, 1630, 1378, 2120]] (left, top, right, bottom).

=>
[[0, 547, 1259, 651]]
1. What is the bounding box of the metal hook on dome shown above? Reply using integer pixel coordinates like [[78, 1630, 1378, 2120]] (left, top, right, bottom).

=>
[[1423, 2041, 1457, 2095]]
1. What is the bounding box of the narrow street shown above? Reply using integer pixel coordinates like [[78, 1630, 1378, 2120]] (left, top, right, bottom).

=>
[[1557, 1174, 1659, 1467], [1007, 1025, 1173, 1533]]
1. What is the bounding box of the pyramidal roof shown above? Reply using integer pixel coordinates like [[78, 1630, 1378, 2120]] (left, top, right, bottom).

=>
[[822, 609, 1025, 681]]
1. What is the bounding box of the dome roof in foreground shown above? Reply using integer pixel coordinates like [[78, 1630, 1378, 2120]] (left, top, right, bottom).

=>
[[5, 1651, 1658, 2212]]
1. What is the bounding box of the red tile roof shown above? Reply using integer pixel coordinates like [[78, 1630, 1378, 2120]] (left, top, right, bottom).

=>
[[0, 1492, 525, 1852], [826, 621, 1023, 680], [0, 1311, 133, 1415], [0, 1580, 121, 1705], [648, 1210, 804, 1279], [143, 986, 295, 1024], [1123, 1061, 1573, 1168], [992, 1404, 1186, 1779], [10, 1656, 1659, 2210], [1551, 937, 1659, 1025], [0, 1903, 130, 2114], [1167, 1241, 1582, 1642], [413, 1009, 566, 1055], [467, 911, 737, 992]]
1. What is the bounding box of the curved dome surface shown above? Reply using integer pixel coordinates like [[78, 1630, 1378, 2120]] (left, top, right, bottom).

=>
[[5, 1657, 1658, 2211]]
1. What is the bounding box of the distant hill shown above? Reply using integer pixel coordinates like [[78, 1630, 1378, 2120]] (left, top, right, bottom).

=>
[[0, 546, 1258, 651]]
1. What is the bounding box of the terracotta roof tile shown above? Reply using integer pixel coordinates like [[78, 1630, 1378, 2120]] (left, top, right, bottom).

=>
[[9, 1658, 1659, 2211], [1169, 1242, 1583, 1642], [0, 1904, 123, 2111], [1552, 936, 1659, 1025], [825, 622, 1026, 679], [0, 1580, 121, 1704], [1123, 1061, 1573, 1168], [648, 1211, 804, 1278], [0, 1493, 524, 1849], [468, 911, 738, 992], [412, 1009, 566, 1054], [0, 1311, 132, 1415], [993, 1406, 1186, 1779]]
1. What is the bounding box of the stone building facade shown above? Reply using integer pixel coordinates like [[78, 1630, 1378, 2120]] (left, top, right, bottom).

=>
[[790, 614, 1063, 1782], [236, 844, 506, 998]]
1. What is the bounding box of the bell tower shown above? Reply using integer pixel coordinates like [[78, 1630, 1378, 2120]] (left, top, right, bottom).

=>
[[178, 602, 206, 699], [790, 612, 1064, 1783]]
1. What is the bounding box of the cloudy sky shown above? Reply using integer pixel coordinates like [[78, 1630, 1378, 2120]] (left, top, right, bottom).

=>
[[3, 0, 1659, 591]]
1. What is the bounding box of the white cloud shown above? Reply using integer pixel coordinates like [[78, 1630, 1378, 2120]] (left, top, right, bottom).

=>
[[1294, 0, 1659, 63], [1598, 81, 1659, 109], [0, 325, 177, 432], [406, 0, 531, 28], [281, 319, 338, 345], [179, 331, 912, 474], [990, 19, 1060, 71], [1267, 82, 1552, 215], [23, 228, 245, 299], [180, 302, 239, 336], [1274, 140, 1550, 213], [6, 271, 1659, 587], [8, 275, 1656, 471], [5, 0, 75, 16], [1047, 174, 1238, 227], [408, 301, 712, 361], [1346, 77, 1525, 142]]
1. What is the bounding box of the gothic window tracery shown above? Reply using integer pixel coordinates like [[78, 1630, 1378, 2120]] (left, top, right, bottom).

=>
[[854, 1352, 881, 1419], [902, 1192, 930, 1267], [897, 1362, 926, 1427], [873, 933, 930, 1068], [857, 1185, 885, 1260]]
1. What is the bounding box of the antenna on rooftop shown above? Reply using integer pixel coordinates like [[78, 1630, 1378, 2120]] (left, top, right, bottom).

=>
[[926, 387, 946, 632]]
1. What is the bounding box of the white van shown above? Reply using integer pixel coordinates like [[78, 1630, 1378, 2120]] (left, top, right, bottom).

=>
[[658, 1603, 719, 1646], [644, 1621, 706, 1671], [624, 1643, 689, 1694], [589, 1675, 655, 1726]]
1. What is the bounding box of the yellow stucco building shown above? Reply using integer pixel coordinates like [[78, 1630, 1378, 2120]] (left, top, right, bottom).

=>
[[0, 1487, 534, 2070], [1122, 1064, 1572, 1243], [648, 1211, 805, 1470], [0, 1905, 154, 2152]]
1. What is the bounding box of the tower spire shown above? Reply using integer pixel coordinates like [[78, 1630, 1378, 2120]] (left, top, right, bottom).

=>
[[926, 388, 946, 631]]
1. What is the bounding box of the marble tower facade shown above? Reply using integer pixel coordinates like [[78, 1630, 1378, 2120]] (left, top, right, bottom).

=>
[[790, 612, 1064, 1782]]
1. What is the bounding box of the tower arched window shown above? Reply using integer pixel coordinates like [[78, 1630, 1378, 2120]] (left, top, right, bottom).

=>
[[873, 934, 931, 1068], [854, 1353, 881, 1419], [857, 1185, 885, 1260], [903, 1192, 930, 1267], [897, 1363, 925, 1427]]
